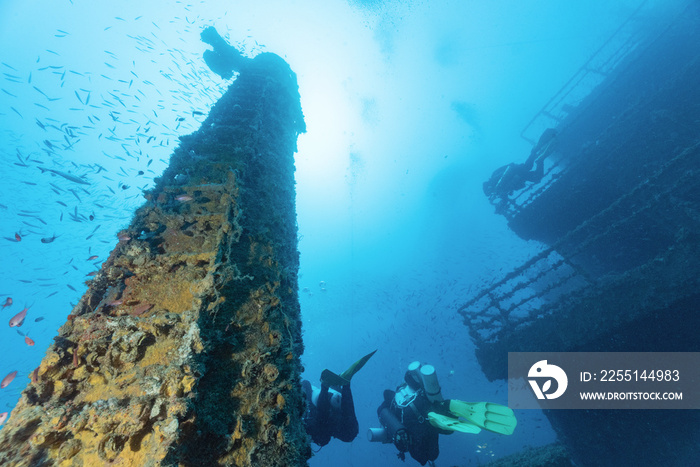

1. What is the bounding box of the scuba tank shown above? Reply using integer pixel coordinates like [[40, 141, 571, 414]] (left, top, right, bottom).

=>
[[367, 407, 410, 455], [367, 427, 390, 443], [418, 364, 443, 403], [405, 361, 423, 390], [368, 407, 408, 445], [401, 361, 443, 403]]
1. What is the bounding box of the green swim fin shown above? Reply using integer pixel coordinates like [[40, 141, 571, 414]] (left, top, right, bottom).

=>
[[427, 412, 481, 434], [448, 400, 517, 435], [339, 349, 377, 382], [320, 369, 350, 388]]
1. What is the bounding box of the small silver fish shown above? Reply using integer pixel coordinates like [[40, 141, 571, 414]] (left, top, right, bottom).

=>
[[38, 167, 90, 185]]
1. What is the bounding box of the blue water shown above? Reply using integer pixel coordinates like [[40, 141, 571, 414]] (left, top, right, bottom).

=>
[[0, 0, 665, 465]]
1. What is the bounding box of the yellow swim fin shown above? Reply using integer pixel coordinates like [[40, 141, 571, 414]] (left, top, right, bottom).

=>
[[427, 412, 481, 434], [448, 400, 517, 435], [339, 349, 377, 382]]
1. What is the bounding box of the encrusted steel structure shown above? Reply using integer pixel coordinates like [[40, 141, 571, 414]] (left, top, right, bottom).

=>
[[0, 46, 309, 466], [462, 2, 700, 465], [463, 0, 700, 379]]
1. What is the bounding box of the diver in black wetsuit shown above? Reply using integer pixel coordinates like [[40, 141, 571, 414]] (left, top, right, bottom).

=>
[[200, 26, 250, 79], [483, 127, 557, 203], [199, 26, 307, 135], [302, 350, 376, 447], [302, 380, 359, 446], [369, 361, 517, 466], [375, 387, 449, 465]]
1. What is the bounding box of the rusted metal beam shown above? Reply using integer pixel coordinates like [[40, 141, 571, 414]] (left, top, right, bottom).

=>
[[0, 49, 308, 466]]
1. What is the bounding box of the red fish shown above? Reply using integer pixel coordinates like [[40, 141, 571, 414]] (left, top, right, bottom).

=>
[[1, 297, 11, 309], [87, 255, 98, 261], [1, 371, 17, 388], [9, 308, 27, 327], [25, 336, 35, 346], [14, 232, 21, 242], [131, 303, 153, 316], [0, 412, 7, 425]]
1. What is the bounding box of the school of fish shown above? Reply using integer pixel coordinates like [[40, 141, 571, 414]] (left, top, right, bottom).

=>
[[0, 2, 267, 425]]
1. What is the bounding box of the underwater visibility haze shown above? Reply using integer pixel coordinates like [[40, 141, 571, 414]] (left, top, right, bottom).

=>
[[1, 0, 698, 465]]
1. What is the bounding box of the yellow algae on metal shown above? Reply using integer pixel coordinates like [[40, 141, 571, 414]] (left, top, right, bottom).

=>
[[0, 46, 308, 466]]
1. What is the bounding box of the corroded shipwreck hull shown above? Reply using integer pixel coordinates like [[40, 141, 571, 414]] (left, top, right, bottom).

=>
[[463, 3, 700, 466], [0, 53, 309, 466]]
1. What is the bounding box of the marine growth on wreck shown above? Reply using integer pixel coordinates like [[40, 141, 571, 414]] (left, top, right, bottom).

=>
[[0, 32, 310, 467]]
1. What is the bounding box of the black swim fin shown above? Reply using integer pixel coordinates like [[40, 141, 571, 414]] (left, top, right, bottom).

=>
[[320, 369, 350, 387], [320, 350, 377, 387]]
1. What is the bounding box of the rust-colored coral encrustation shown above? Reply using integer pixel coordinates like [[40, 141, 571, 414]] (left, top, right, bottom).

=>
[[0, 49, 307, 466]]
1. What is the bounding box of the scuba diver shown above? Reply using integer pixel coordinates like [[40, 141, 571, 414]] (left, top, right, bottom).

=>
[[368, 361, 517, 466], [302, 350, 376, 447], [200, 26, 251, 79], [483, 127, 558, 208]]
